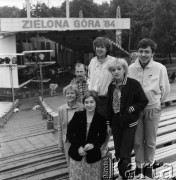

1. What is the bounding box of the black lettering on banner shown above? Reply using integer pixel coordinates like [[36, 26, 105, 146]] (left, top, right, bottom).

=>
[[47, 20, 54, 28], [41, 20, 47, 28], [104, 20, 110, 27], [74, 20, 80, 27], [95, 20, 100, 27], [104, 20, 115, 28], [81, 20, 87, 27], [55, 20, 62, 28], [34, 20, 40, 28], [63, 20, 69, 28], [88, 20, 94, 27], [22, 20, 29, 29], [110, 20, 115, 27]]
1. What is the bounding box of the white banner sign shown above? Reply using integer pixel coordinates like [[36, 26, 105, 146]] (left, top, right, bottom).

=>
[[0, 18, 130, 32]]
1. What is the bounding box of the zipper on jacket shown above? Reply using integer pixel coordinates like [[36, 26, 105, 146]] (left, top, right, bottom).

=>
[[141, 68, 145, 88]]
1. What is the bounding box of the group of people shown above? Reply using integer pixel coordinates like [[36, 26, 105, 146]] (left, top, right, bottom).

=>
[[57, 37, 170, 180]]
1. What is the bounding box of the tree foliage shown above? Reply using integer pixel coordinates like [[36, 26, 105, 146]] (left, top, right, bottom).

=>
[[105, 0, 157, 50], [31, 2, 51, 17], [69, 0, 99, 17], [151, 0, 176, 60], [0, 6, 21, 17]]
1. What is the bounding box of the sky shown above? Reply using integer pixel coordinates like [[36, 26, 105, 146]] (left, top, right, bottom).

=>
[[0, 0, 111, 9]]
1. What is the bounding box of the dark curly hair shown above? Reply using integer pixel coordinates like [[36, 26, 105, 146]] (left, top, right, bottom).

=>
[[93, 37, 112, 55], [137, 38, 157, 53]]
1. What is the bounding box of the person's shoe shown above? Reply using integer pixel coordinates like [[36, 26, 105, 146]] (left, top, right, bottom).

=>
[[152, 160, 163, 169], [144, 165, 154, 179], [135, 167, 144, 178], [118, 159, 133, 179], [115, 175, 123, 180], [115, 175, 128, 180]]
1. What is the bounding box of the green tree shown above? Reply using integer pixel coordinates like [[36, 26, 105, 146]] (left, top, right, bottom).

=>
[[19, 7, 28, 18], [31, 2, 51, 17], [128, 0, 156, 50], [20, 2, 54, 18], [151, 0, 176, 63], [97, 2, 110, 18], [107, 0, 157, 50], [106, 0, 134, 50], [0, 6, 21, 17], [56, 1, 66, 17], [49, 7, 62, 17], [61, 0, 100, 17]]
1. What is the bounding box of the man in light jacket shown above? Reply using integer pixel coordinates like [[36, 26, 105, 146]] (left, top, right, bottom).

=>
[[128, 38, 170, 179]]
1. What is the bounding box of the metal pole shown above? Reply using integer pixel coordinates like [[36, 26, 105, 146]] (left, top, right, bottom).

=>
[[128, 29, 132, 51], [9, 64, 15, 106], [39, 63, 43, 101], [66, 0, 70, 18], [35, 56, 40, 92], [79, 10, 83, 18], [26, 0, 31, 18], [116, 6, 122, 47]]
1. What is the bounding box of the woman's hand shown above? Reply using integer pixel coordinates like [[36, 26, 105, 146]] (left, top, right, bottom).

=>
[[84, 143, 94, 151], [78, 146, 87, 156], [107, 125, 112, 135]]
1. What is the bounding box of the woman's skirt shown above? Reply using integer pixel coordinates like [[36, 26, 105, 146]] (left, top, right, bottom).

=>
[[69, 157, 101, 180]]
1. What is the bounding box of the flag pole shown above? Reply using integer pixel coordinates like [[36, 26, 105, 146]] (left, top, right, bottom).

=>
[[66, 0, 70, 18]]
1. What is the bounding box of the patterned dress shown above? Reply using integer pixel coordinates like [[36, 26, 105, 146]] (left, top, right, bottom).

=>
[[69, 122, 101, 180]]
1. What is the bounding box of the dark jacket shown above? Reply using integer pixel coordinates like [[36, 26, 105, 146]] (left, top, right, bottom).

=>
[[107, 77, 148, 128], [67, 110, 107, 163]]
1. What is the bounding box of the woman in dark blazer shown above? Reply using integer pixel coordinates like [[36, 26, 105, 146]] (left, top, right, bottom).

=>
[[107, 58, 148, 179], [67, 90, 107, 180]]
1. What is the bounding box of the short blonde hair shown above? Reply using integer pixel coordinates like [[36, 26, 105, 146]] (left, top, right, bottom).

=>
[[108, 58, 128, 78], [63, 84, 79, 98]]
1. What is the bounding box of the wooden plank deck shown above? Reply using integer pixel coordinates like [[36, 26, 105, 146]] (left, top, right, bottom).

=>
[[0, 102, 13, 116]]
